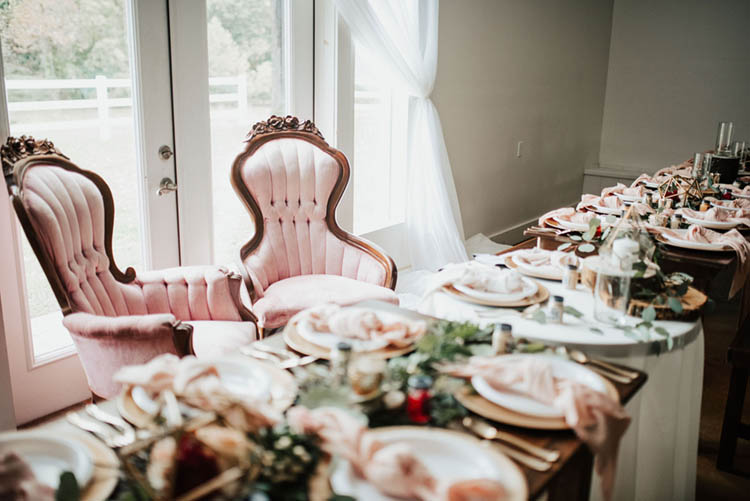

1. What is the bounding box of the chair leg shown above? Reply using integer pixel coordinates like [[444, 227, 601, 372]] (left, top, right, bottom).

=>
[[718, 367, 749, 471]]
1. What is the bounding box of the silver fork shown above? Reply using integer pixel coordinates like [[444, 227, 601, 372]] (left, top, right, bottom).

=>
[[85, 404, 138, 442], [66, 412, 134, 448]]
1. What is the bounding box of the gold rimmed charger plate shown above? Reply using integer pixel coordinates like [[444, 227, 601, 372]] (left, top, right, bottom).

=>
[[442, 281, 549, 308], [455, 376, 619, 430], [654, 232, 733, 252], [117, 358, 298, 427], [504, 255, 564, 281], [43, 423, 119, 501], [282, 316, 415, 360]]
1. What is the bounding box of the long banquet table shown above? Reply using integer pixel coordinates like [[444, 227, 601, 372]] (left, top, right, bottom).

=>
[[36, 348, 647, 501], [418, 242, 704, 501]]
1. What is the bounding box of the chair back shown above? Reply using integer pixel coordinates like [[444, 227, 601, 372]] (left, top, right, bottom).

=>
[[2, 136, 145, 316], [231, 116, 396, 300]]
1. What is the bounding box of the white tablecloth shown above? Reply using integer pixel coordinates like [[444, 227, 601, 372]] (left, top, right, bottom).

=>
[[415, 277, 703, 501]]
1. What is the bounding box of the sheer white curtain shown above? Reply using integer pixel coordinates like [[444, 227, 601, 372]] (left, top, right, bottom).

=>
[[336, 0, 468, 271]]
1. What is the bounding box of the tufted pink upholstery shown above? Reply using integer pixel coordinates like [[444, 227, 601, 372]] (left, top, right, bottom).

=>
[[234, 133, 398, 328], [8, 158, 256, 398], [239, 138, 389, 297], [21, 165, 244, 322]]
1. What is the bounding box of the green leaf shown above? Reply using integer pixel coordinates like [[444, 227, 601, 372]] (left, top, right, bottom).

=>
[[582, 229, 595, 241], [589, 218, 601, 230], [600, 227, 612, 241], [557, 242, 572, 251], [563, 305, 584, 318], [56, 472, 79, 501], [531, 309, 547, 324], [668, 297, 683, 314], [520, 342, 547, 353], [642, 306, 656, 323], [654, 326, 670, 337], [578, 243, 596, 253], [666, 335, 674, 351], [589, 327, 604, 335], [569, 234, 583, 241]]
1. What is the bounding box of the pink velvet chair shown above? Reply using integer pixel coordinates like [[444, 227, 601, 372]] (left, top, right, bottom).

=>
[[231, 115, 399, 330], [2, 136, 258, 398]]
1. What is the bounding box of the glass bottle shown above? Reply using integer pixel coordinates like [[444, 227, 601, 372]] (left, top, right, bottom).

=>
[[330, 342, 353, 386], [547, 295, 564, 323], [406, 375, 433, 424], [563, 264, 579, 290]]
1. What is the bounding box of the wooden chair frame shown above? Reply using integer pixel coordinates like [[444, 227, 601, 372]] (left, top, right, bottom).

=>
[[230, 115, 398, 301], [0, 136, 198, 352]]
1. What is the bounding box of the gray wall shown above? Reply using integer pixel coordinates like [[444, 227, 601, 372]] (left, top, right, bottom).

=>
[[599, 0, 750, 173], [433, 0, 614, 239]]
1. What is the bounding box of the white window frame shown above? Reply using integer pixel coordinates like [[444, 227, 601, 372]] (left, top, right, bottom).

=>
[[170, 0, 314, 265], [314, 0, 409, 268]]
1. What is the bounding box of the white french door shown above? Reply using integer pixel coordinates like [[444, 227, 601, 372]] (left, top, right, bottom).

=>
[[0, 0, 312, 424]]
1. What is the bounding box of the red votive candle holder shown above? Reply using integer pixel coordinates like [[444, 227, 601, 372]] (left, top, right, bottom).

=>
[[406, 375, 433, 424]]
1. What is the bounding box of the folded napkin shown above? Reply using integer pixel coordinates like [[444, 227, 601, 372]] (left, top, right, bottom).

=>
[[679, 207, 750, 228], [425, 261, 525, 299], [707, 197, 750, 210], [306, 304, 426, 348], [538, 207, 597, 228], [0, 452, 55, 501], [631, 165, 692, 187], [502, 247, 578, 277], [600, 183, 645, 199], [441, 356, 630, 501], [660, 225, 750, 297], [576, 194, 623, 212], [287, 406, 508, 501], [114, 354, 281, 432]]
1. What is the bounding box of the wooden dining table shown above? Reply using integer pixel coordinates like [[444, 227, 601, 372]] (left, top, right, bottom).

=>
[[35, 341, 647, 501]]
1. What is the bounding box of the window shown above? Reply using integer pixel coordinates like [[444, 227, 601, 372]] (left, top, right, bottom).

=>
[[352, 42, 408, 235], [205, 0, 289, 266]]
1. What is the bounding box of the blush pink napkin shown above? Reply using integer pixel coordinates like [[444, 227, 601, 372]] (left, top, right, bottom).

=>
[[576, 194, 623, 212], [442, 356, 630, 501], [286, 406, 508, 501], [538, 207, 597, 228], [679, 207, 750, 228], [306, 304, 426, 348], [600, 183, 646, 199], [660, 225, 750, 297], [114, 354, 281, 432]]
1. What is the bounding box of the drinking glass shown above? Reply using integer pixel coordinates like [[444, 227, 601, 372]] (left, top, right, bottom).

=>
[[716, 121, 734, 154]]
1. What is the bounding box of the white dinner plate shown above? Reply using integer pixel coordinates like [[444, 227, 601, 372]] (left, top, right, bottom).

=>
[[645, 181, 659, 189], [710, 201, 741, 212], [591, 204, 623, 215], [0, 431, 94, 489], [471, 354, 609, 419], [614, 192, 645, 203], [131, 357, 272, 414], [329, 427, 527, 501], [660, 231, 731, 251], [510, 253, 565, 281], [734, 192, 750, 200], [553, 215, 614, 232], [682, 214, 739, 230], [453, 275, 538, 303], [297, 308, 413, 352]]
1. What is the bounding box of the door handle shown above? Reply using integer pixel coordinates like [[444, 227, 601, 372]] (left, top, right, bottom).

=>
[[158, 145, 174, 160], [157, 177, 177, 196]]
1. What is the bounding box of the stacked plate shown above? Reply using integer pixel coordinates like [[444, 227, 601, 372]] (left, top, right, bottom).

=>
[[443, 273, 548, 308], [0, 431, 94, 491], [118, 356, 297, 427], [681, 214, 739, 230], [329, 427, 527, 500], [655, 230, 732, 252], [284, 308, 424, 360], [456, 354, 617, 430]]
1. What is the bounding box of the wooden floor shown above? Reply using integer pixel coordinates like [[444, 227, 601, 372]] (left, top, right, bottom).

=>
[[697, 299, 750, 500]]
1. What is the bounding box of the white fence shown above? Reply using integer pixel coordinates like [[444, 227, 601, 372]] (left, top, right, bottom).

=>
[[5, 75, 247, 138]]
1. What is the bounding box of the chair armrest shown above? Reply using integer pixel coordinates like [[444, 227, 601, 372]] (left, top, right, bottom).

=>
[[135, 265, 257, 322], [62, 312, 193, 398], [341, 234, 398, 290]]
